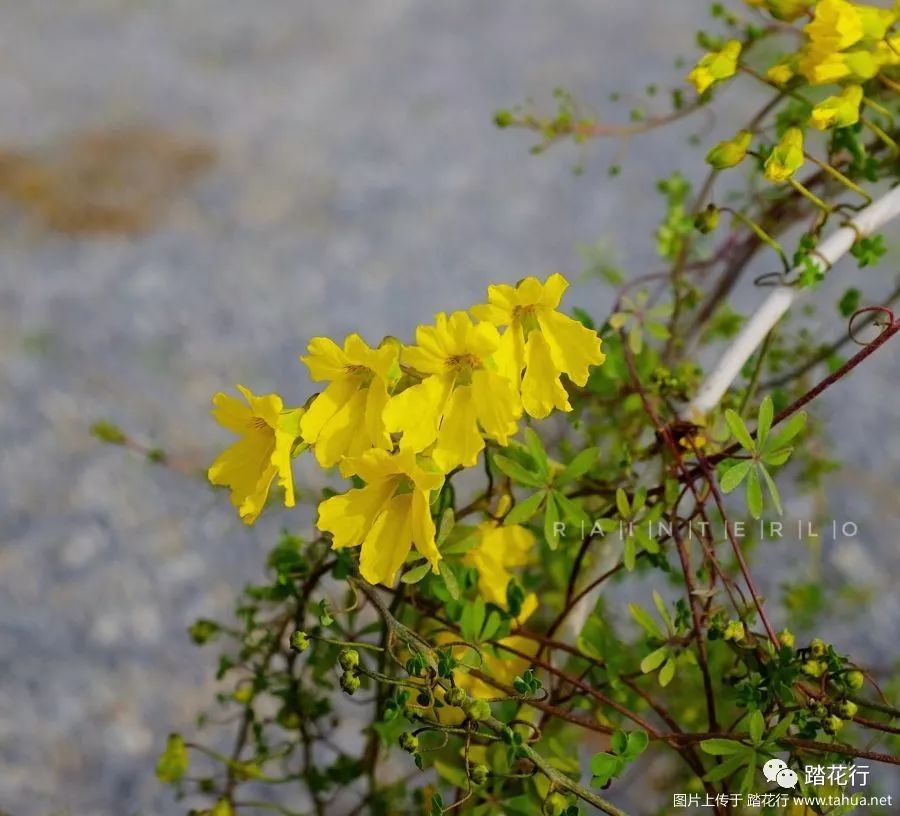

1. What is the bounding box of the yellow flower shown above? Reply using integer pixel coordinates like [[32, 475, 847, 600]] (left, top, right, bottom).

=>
[[804, 0, 864, 53], [299, 334, 398, 468], [383, 312, 521, 472], [315, 448, 444, 585], [705, 130, 752, 169], [471, 273, 605, 419], [764, 127, 805, 183], [686, 40, 742, 94], [800, 47, 879, 84], [810, 84, 864, 129], [766, 60, 796, 86], [208, 385, 304, 524], [465, 522, 535, 608]]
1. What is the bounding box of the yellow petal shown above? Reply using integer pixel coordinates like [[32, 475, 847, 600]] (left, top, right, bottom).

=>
[[301, 336, 349, 381], [411, 488, 440, 572], [236, 385, 283, 429], [316, 479, 396, 550], [521, 332, 571, 418], [383, 374, 451, 452], [433, 384, 484, 471], [272, 408, 304, 508], [536, 309, 605, 386], [313, 387, 371, 467], [364, 377, 393, 449], [471, 370, 521, 445], [300, 378, 359, 445], [210, 391, 253, 434], [208, 431, 276, 524], [539, 273, 569, 309], [359, 493, 414, 585]]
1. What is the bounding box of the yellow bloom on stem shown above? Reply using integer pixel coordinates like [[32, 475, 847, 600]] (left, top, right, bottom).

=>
[[686, 40, 742, 94], [766, 60, 796, 86], [299, 334, 398, 468], [470, 273, 605, 419], [208, 385, 304, 524], [764, 127, 805, 182], [383, 312, 521, 472], [804, 0, 864, 53], [316, 448, 444, 586], [465, 521, 535, 608], [810, 84, 864, 129]]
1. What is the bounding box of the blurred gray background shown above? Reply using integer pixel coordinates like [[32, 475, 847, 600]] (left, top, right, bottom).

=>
[[0, 2, 898, 814]]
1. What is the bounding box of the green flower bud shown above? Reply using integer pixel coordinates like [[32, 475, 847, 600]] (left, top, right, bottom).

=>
[[822, 715, 844, 735], [801, 659, 826, 678], [778, 628, 795, 649], [290, 630, 310, 653], [463, 698, 492, 722], [493, 109, 514, 128], [340, 670, 361, 695], [845, 670, 865, 690], [808, 700, 828, 719], [835, 700, 858, 719], [705, 129, 752, 169], [723, 620, 745, 642], [809, 638, 827, 657], [338, 648, 360, 671], [470, 763, 489, 785], [445, 687, 469, 708], [694, 204, 720, 234], [398, 732, 419, 754], [188, 619, 220, 646]]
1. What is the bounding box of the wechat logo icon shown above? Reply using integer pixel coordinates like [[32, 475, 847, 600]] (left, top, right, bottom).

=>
[[763, 758, 798, 789]]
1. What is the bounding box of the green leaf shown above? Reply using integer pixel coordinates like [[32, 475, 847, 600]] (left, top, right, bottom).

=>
[[544, 493, 562, 550], [658, 656, 676, 687], [461, 596, 486, 642], [704, 753, 749, 782], [401, 562, 432, 584], [760, 448, 793, 467], [746, 466, 763, 519], [615, 487, 631, 519], [611, 730, 628, 755], [629, 603, 664, 639], [725, 409, 756, 452], [640, 646, 669, 674], [623, 536, 637, 571], [557, 447, 600, 485], [700, 739, 747, 756], [156, 734, 189, 784], [625, 730, 649, 758], [748, 710, 765, 745], [652, 591, 674, 634], [756, 396, 774, 448], [436, 508, 455, 546], [554, 490, 590, 528], [503, 491, 545, 525], [493, 454, 545, 488], [521, 428, 549, 478], [589, 752, 621, 785], [439, 561, 460, 600], [759, 465, 783, 516], [764, 411, 807, 451], [720, 460, 753, 493]]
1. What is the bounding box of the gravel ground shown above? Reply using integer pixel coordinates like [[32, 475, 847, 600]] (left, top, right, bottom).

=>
[[0, 2, 898, 814]]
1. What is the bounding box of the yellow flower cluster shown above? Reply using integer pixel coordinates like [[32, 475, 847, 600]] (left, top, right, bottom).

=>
[[208, 274, 606, 589]]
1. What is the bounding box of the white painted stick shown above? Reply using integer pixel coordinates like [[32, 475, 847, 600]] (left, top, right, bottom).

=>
[[684, 184, 900, 418]]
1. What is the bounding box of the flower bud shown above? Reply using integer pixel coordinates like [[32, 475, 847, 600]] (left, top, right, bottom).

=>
[[723, 620, 746, 642], [845, 670, 865, 690], [694, 204, 720, 234], [445, 687, 469, 708], [470, 763, 489, 785], [463, 698, 492, 722], [764, 127, 804, 183], [338, 648, 360, 671], [705, 130, 752, 169], [340, 670, 361, 695], [809, 638, 827, 657], [290, 630, 310, 652], [822, 715, 844, 735], [835, 700, 858, 719], [808, 701, 828, 719], [778, 629, 795, 649], [399, 732, 419, 754], [801, 659, 826, 678]]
